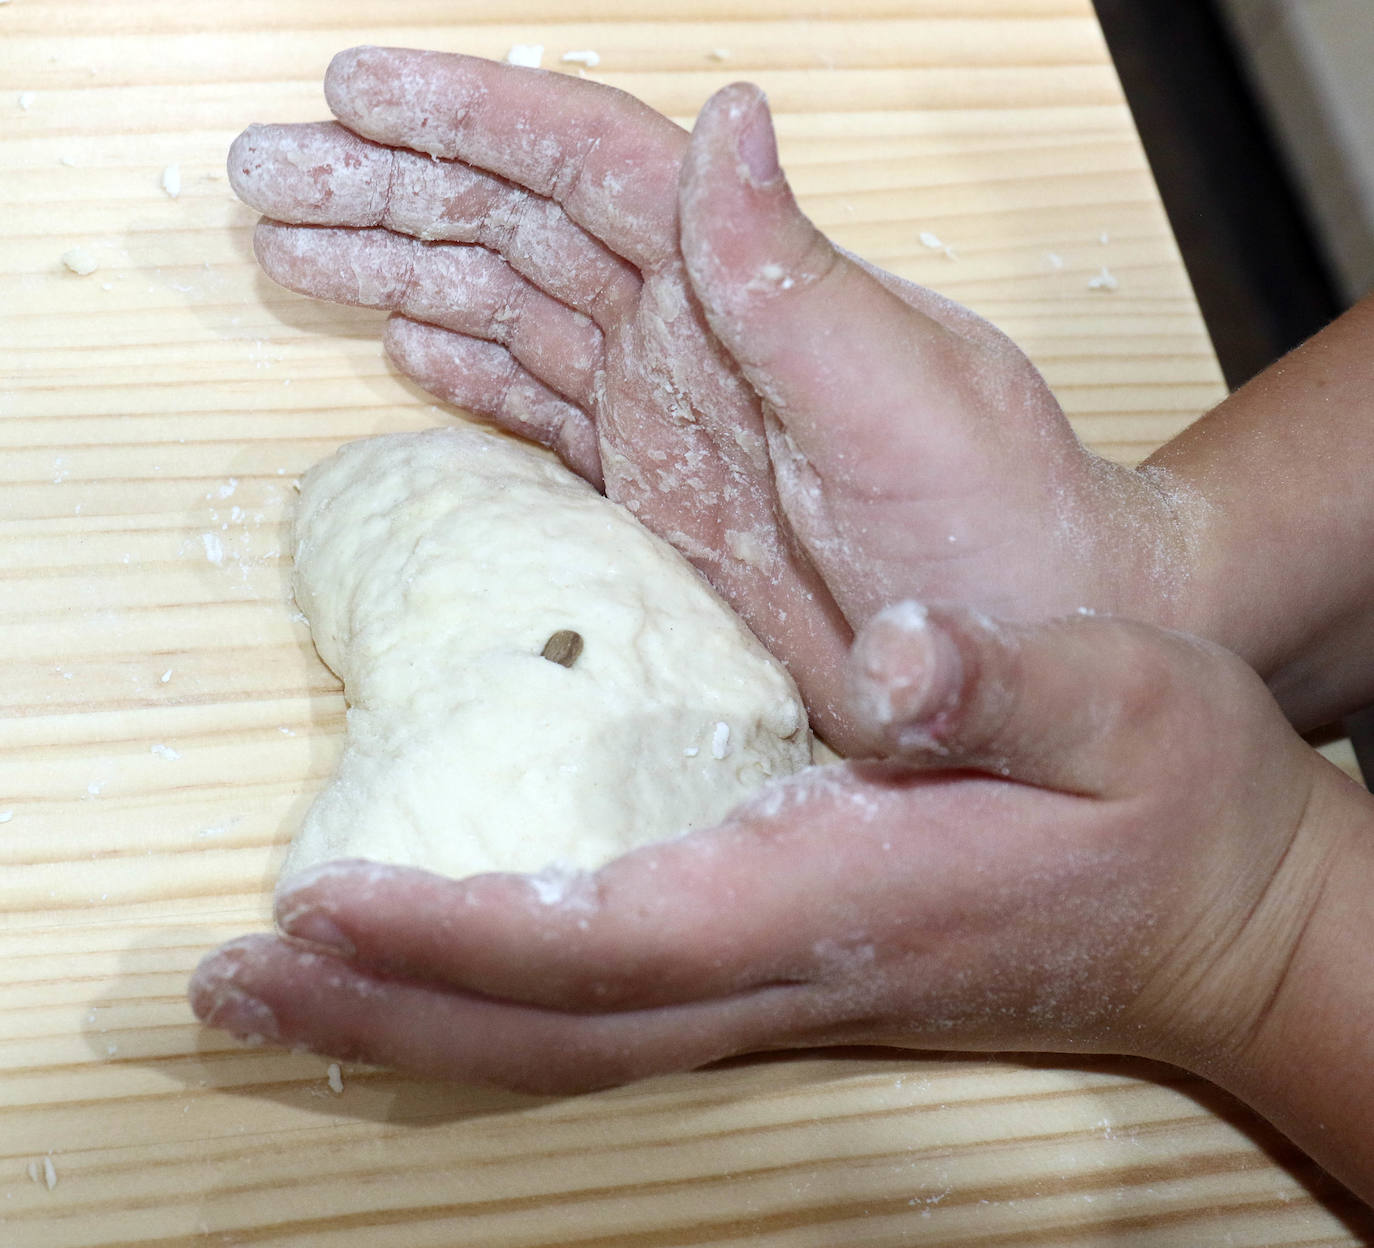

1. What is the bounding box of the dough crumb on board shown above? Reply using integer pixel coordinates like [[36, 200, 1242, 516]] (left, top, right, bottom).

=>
[[919, 231, 958, 260], [61, 247, 99, 276], [27, 1156, 57, 1189], [504, 44, 544, 68], [1087, 265, 1119, 292], [561, 49, 600, 68], [18, 90, 35, 110], [160, 163, 181, 198], [326, 1062, 344, 1094], [0, 810, 13, 823]]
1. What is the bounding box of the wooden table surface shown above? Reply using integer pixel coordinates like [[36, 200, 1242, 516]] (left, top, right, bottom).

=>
[[3, 2, 1369, 1244]]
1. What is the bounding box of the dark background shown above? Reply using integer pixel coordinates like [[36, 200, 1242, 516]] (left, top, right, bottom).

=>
[[1093, 0, 1344, 386]]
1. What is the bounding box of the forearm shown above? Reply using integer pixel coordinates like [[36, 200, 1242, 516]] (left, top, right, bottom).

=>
[[1144, 295, 1374, 728], [1196, 762, 1374, 1205]]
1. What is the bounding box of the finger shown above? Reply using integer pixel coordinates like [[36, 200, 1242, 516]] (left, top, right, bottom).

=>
[[383, 317, 603, 488], [323, 46, 688, 271], [266, 765, 964, 1015], [845, 601, 1237, 795], [189, 933, 816, 1094], [253, 220, 602, 406], [228, 122, 641, 329], [679, 85, 1015, 492], [677, 85, 1087, 625]]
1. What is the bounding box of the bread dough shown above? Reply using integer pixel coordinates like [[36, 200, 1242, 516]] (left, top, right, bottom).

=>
[[281, 428, 812, 882]]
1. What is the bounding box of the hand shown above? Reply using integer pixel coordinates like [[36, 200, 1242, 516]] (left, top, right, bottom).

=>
[[228, 47, 1203, 748], [190, 603, 1337, 1100]]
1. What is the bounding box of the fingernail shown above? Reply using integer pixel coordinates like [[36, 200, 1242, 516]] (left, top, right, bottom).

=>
[[276, 907, 354, 958], [737, 91, 781, 187], [851, 603, 964, 742], [190, 970, 282, 1046]]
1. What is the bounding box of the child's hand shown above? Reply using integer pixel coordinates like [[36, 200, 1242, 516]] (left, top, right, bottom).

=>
[[229, 48, 1202, 748], [191, 605, 1354, 1143]]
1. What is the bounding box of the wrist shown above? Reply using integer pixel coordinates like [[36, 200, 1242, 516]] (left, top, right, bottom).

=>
[[1176, 761, 1374, 1203]]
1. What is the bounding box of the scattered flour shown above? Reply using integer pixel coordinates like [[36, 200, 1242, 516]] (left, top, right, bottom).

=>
[[1087, 266, 1119, 292], [61, 248, 98, 276]]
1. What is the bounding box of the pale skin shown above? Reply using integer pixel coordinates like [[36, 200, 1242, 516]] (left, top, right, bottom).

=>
[[191, 48, 1374, 1205]]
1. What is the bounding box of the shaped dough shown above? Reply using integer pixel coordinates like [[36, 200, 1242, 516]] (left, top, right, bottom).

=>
[[281, 428, 812, 882]]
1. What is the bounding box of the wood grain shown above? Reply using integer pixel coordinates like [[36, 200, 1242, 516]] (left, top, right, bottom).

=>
[[2, 2, 1367, 1244]]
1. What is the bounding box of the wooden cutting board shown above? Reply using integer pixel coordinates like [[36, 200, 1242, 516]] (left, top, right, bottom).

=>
[[3, 2, 1368, 1243]]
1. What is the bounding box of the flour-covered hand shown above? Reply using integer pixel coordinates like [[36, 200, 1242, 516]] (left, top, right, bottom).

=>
[[190, 605, 1338, 1121], [228, 48, 1202, 747]]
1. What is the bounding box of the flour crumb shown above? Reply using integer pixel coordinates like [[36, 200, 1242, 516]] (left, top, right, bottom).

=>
[[751, 262, 795, 292], [160, 163, 181, 199], [61, 247, 99, 276], [150, 743, 181, 761], [526, 862, 595, 909], [326, 1062, 343, 1094], [18, 90, 34, 111], [504, 44, 544, 68], [711, 721, 732, 759], [918, 229, 960, 259], [709, 48, 732, 60], [0, 810, 13, 824], [1099, 230, 1110, 245], [561, 49, 600, 68], [684, 745, 700, 757], [159, 669, 172, 683], [724, 527, 773, 570], [42, 1156, 57, 1190], [59, 153, 77, 167], [1087, 265, 1119, 292], [1044, 250, 1064, 270], [201, 532, 224, 565]]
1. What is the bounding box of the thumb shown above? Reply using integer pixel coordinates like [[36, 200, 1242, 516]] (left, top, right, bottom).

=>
[[845, 601, 1249, 796], [677, 84, 984, 501]]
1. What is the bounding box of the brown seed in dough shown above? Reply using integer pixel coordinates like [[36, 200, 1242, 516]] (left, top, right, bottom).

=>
[[540, 629, 583, 668]]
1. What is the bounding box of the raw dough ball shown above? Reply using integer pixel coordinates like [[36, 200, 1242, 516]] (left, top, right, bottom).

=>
[[282, 428, 812, 882]]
